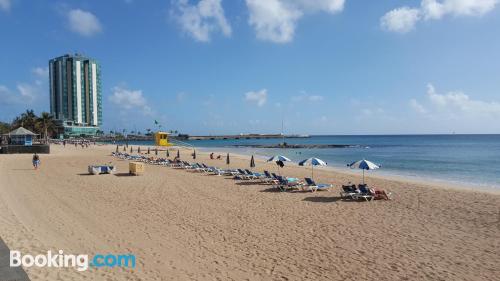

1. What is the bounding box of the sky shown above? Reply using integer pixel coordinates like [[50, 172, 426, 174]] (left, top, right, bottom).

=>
[[1, 0, 500, 135]]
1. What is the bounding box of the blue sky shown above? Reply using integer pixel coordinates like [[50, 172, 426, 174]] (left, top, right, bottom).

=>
[[1, 0, 500, 135]]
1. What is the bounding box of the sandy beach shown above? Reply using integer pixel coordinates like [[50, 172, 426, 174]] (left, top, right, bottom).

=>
[[0, 144, 499, 281]]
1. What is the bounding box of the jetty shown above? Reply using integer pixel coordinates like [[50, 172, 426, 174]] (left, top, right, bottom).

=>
[[185, 134, 309, 141], [231, 144, 355, 149], [94, 134, 309, 142]]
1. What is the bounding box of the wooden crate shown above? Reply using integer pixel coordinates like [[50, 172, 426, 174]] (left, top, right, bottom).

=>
[[129, 162, 144, 175]]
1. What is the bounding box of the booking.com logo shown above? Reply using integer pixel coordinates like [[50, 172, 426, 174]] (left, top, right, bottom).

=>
[[10, 250, 136, 272]]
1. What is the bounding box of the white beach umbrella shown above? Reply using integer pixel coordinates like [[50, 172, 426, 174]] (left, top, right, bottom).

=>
[[347, 159, 380, 184], [267, 155, 291, 162], [267, 155, 291, 175], [299, 158, 327, 181]]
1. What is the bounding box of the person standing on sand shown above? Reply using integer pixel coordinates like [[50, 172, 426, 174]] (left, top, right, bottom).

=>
[[32, 153, 40, 170]]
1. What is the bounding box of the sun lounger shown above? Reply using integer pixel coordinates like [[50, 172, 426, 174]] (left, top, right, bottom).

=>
[[340, 184, 358, 199], [244, 169, 261, 180], [303, 178, 332, 192], [182, 161, 196, 169], [260, 170, 276, 184], [353, 185, 374, 201], [198, 163, 212, 172], [184, 162, 199, 171], [233, 169, 252, 180], [88, 165, 116, 175], [210, 167, 230, 176], [193, 163, 209, 172], [274, 176, 302, 191]]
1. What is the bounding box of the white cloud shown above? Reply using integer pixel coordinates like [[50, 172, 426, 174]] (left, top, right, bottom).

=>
[[308, 95, 324, 102], [0, 83, 38, 105], [422, 0, 498, 19], [246, 0, 345, 43], [361, 107, 385, 116], [382, 0, 499, 33], [110, 87, 152, 115], [410, 84, 500, 117], [245, 89, 267, 107], [291, 92, 324, 102], [0, 85, 12, 103], [17, 84, 37, 101], [409, 99, 427, 114], [172, 0, 232, 42], [67, 9, 102, 37], [246, 0, 302, 43], [380, 7, 421, 33], [32, 67, 49, 78], [0, 0, 11, 11]]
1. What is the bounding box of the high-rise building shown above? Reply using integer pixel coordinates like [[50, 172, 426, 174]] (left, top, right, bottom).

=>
[[49, 54, 102, 137]]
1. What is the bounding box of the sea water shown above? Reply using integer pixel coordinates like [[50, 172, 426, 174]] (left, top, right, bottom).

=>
[[114, 135, 500, 190]]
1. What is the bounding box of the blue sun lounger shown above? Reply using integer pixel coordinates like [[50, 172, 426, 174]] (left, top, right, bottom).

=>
[[304, 178, 332, 192]]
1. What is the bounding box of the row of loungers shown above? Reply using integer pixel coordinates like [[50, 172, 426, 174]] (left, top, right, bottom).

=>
[[111, 152, 391, 199], [177, 162, 332, 192]]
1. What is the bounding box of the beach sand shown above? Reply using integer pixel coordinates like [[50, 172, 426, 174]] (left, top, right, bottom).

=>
[[0, 144, 498, 281]]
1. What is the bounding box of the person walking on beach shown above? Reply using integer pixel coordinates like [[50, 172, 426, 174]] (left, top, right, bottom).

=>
[[32, 153, 40, 170]]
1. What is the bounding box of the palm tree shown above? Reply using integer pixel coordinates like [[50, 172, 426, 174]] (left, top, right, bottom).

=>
[[36, 112, 56, 143], [12, 109, 37, 131]]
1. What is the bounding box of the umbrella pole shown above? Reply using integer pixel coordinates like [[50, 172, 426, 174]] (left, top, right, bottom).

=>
[[363, 169, 365, 185], [311, 165, 314, 181]]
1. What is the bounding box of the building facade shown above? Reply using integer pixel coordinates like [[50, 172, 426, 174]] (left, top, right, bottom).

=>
[[49, 54, 102, 137]]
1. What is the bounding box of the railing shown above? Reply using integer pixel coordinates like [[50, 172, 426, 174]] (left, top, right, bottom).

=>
[[169, 139, 195, 149]]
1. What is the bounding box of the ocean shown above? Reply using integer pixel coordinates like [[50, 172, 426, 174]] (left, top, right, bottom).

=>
[[112, 135, 500, 190]]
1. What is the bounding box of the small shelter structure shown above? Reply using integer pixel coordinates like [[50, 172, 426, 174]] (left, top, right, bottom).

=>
[[154, 131, 172, 147], [5, 127, 37, 146]]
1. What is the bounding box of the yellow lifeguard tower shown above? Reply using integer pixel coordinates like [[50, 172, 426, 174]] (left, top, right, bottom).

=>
[[154, 131, 172, 146]]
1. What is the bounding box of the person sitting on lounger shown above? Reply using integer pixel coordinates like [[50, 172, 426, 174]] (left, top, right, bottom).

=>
[[370, 188, 392, 200], [216, 155, 222, 160], [210, 153, 214, 159]]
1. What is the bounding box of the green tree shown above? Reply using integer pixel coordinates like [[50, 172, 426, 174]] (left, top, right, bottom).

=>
[[36, 112, 56, 143], [0, 121, 10, 134], [12, 109, 37, 132]]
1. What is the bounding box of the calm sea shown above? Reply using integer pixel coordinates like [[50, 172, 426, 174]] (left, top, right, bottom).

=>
[[114, 135, 500, 190]]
